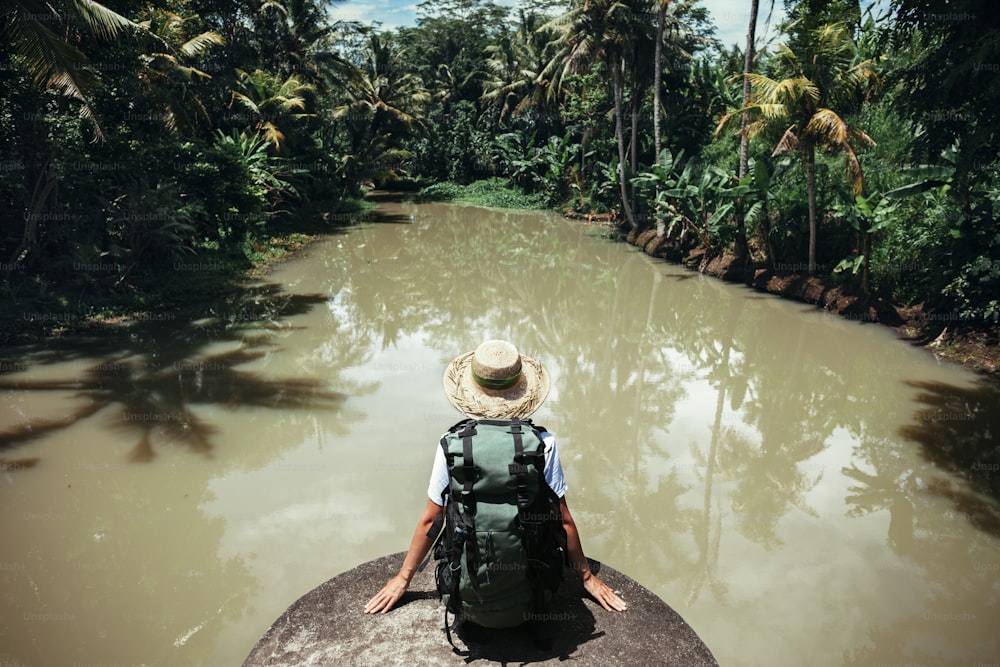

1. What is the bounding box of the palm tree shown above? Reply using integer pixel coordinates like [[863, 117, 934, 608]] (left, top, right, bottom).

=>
[[653, 1, 669, 168], [481, 10, 557, 124], [717, 22, 879, 274], [256, 0, 339, 87], [544, 0, 649, 230], [137, 8, 225, 134], [1, 0, 138, 135], [231, 68, 316, 153], [732, 0, 764, 262], [2, 0, 138, 267], [333, 34, 429, 133], [332, 34, 429, 194], [652, 0, 706, 230]]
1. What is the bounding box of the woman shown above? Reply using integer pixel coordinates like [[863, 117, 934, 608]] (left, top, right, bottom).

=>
[[364, 339, 627, 617]]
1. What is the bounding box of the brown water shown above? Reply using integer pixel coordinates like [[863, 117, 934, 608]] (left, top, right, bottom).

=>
[[1, 195, 999, 667]]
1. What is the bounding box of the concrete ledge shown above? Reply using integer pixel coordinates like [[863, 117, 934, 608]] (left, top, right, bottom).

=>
[[243, 552, 719, 666]]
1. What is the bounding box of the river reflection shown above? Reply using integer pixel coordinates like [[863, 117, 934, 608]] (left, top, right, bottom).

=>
[[1, 194, 998, 666]]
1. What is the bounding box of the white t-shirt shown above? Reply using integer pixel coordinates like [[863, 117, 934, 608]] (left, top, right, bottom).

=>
[[427, 430, 567, 506]]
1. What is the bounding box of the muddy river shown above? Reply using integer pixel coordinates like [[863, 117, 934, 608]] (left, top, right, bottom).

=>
[[1, 195, 998, 666]]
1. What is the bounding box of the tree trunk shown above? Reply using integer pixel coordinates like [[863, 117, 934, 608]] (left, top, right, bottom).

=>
[[654, 2, 666, 235], [762, 209, 777, 271], [734, 0, 759, 264], [654, 2, 665, 163], [806, 144, 817, 274], [861, 230, 871, 295], [611, 51, 636, 229], [630, 42, 639, 223]]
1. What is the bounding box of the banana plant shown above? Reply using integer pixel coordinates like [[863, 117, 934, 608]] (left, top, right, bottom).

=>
[[493, 131, 538, 190], [694, 165, 745, 247], [833, 192, 897, 295], [884, 148, 957, 200], [743, 158, 778, 269], [634, 150, 748, 251], [632, 148, 693, 236], [214, 129, 297, 211], [535, 133, 588, 205]]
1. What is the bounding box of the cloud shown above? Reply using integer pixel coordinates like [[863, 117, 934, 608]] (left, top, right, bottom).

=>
[[701, 0, 788, 50], [326, 1, 417, 30]]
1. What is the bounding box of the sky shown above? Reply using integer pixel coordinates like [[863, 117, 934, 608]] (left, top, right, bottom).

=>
[[325, 0, 790, 50], [325, 1, 893, 53]]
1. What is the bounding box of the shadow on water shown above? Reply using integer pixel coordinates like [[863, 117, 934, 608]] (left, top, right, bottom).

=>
[[0, 282, 347, 464], [363, 190, 414, 206], [899, 376, 1000, 536]]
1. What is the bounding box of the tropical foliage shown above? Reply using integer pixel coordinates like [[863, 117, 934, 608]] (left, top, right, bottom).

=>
[[1, 0, 998, 330]]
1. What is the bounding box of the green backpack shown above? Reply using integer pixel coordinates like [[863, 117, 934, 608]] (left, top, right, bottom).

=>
[[430, 418, 567, 636]]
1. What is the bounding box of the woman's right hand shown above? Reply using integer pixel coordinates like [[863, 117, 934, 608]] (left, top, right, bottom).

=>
[[363, 574, 411, 614]]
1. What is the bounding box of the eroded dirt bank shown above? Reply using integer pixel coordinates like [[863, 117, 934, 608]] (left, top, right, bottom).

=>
[[604, 220, 1000, 377]]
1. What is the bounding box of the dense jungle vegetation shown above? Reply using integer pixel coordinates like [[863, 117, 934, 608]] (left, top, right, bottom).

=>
[[2, 0, 999, 334]]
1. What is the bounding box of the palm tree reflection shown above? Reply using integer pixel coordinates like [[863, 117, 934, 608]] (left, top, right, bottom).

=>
[[0, 284, 361, 462]]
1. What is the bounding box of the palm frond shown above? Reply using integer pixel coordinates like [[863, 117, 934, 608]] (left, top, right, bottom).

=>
[[70, 0, 138, 41], [180, 31, 225, 58], [261, 121, 285, 151], [805, 108, 850, 145], [771, 126, 800, 156], [231, 92, 261, 115]]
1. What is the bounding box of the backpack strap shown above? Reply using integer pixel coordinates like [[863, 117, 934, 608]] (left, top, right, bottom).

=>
[[456, 420, 484, 603], [435, 430, 464, 612], [509, 419, 531, 512], [516, 422, 547, 522]]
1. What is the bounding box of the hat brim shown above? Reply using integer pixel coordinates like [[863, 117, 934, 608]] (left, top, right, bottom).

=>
[[443, 350, 549, 419]]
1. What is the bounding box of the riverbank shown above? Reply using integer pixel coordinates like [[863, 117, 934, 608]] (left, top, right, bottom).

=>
[[610, 220, 1000, 378], [0, 221, 338, 346], [4, 189, 996, 379], [0, 189, 383, 347]]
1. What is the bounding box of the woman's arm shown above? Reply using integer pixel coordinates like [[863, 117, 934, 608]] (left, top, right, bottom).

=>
[[363, 498, 441, 614], [559, 495, 628, 612]]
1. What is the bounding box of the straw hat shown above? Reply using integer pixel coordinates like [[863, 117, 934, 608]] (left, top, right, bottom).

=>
[[443, 340, 550, 419]]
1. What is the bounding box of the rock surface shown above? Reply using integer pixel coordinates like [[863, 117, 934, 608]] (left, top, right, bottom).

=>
[[243, 552, 719, 666]]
